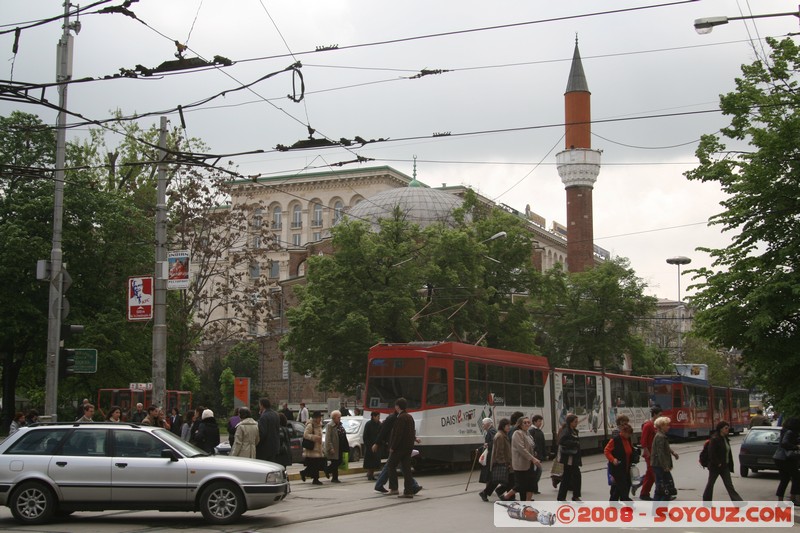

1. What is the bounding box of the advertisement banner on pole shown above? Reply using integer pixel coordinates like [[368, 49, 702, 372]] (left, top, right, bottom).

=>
[[127, 276, 153, 321], [234, 377, 250, 408], [168, 250, 190, 290]]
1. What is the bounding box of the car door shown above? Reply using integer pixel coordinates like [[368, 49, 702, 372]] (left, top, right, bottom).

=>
[[47, 428, 111, 503], [110, 429, 189, 505]]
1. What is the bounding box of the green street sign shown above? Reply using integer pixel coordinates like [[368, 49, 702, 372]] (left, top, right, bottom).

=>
[[72, 349, 98, 373]]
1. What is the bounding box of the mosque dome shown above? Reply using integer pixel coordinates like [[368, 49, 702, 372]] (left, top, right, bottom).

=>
[[345, 183, 464, 230]]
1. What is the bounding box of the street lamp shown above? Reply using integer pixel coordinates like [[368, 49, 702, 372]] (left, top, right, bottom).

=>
[[666, 256, 691, 303], [694, 8, 800, 34], [481, 231, 507, 244]]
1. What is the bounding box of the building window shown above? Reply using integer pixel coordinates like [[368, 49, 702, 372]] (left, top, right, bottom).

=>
[[252, 235, 261, 249], [291, 204, 302, 229], [272, 206, 282, 230], [252, 208, 263, 228], [270, 288, 283, 318], [269, 261, 280, 279], [333, 201, 344, 224], [312, 203, 323, 227], [312, 231, 321, 242], [249, 262, 260, 279], [248, 322, 258, 336], [292, 234, 301, 246]]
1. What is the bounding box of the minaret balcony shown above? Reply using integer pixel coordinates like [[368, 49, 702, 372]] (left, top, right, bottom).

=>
[[556, 148, 601, 188]]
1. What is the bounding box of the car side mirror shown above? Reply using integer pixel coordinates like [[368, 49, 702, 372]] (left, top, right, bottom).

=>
[[161, 448, 179, 461]]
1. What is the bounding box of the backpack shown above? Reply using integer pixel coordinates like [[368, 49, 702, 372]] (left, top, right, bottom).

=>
[[699, 439, 710, 468]]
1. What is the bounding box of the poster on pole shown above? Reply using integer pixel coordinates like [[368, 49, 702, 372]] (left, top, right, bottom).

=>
[[234, 377, 250, 409], [127, 276, 153, 321], [168, 250, 190, 290]]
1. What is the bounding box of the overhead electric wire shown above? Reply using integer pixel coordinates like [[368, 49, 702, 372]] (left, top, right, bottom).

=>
[[0, 0, 114, 34]]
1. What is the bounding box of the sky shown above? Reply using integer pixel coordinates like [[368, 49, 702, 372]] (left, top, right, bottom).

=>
[[2, 0, 797, 301]]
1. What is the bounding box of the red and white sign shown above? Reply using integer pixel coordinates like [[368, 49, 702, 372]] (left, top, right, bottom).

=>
[[127, 276, 153, 321]]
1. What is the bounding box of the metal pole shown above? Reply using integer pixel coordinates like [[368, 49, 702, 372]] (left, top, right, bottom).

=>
[[44, 2, 74, 421], [152, 117, 168, 409]]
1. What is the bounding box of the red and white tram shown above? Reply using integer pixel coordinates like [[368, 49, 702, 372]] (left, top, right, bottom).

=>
[[364, 341, 654, 463]]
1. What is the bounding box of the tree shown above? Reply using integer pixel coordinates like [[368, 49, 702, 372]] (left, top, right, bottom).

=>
[[279, 197, 537, 393], [685, 37, 800, 414], [529, 257, 658, 372]]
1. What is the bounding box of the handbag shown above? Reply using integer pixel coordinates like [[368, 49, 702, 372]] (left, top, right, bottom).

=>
[[559, 444, 578, 456], [302, 437, 315, 450], [491, 463, 509, 484], [659, 471, 677, 497], [630, 464, 642, 487]]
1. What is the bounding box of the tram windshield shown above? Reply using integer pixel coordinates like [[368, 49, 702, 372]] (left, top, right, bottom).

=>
[[365, 357, 424, 410]]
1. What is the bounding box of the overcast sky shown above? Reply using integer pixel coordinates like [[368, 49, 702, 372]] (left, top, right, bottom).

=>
[[2, 1, 797, 301]]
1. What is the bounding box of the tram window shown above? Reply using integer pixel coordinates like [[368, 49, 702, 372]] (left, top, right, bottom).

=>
[[454, 360, 466, 404], [366, 358, 424, 409], [521, 384, 534, 406], [610, 379, 624, 408], [570, 375, 587, 415], [505, 367, 520, 406], [426, 368, 448, 406], [673, 388, 681, 409], [468, 362, 487, 405]]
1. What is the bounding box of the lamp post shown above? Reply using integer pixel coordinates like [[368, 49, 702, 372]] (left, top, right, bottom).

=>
[[666, 256, 691, 363], [666, 256, 691, 303], [694, 7, 799, 34]]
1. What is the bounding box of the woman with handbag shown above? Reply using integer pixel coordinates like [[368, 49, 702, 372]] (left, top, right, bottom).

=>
[[478, 418, 496, 501], [509, 416, 542, 501], [774, 417, 800, 505], [490, 418, 517, 501], [557, 414, 583, 502], [651, 416, 679, 501], [324, 410, 349, 483], [301, 411, 326, 485]]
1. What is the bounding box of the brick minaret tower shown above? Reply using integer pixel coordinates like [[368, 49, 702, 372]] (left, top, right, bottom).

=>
[[556, 38, 601, 273]]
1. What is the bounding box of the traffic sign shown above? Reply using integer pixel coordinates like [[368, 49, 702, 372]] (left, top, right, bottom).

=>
[[72, 349, 97, 373]]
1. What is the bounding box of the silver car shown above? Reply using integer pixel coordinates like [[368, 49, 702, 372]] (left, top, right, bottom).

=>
[[0, 422, 289, 525]]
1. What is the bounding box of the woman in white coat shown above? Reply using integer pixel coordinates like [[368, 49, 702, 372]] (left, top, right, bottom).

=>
[[231, 407, 260, 459]]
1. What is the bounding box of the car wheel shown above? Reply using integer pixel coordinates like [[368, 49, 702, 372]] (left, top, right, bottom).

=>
[[9, 481, 56, 525], [350, 446, 361, 463], [740, 465, 749, 478], [199, 481, 244, 525]]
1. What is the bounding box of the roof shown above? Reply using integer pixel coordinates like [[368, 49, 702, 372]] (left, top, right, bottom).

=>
[[345, 185, 464, 230], [565, 39, 589, 93]]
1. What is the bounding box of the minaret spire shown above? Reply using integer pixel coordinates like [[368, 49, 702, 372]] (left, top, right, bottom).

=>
[[556, 38, 601, 273]]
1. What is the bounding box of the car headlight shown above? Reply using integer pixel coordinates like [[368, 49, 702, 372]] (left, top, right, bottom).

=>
[[266, 471, 285, 484]]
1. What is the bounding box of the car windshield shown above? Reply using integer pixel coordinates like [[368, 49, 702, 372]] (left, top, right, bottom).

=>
[[342, 419, 363, 434], [745, 429, 780, 445], [153, 428, 207, 456]]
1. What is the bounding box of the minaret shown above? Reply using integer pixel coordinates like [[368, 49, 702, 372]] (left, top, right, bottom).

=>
[[557, 38, 601, 273]]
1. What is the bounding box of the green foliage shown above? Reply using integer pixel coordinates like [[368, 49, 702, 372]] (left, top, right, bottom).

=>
[[529, 257, 657, 372], [181, 364, 201, 392], [280, 200, 538, 392], [685, 38, 800, 415], [219, 367, 235, 413]]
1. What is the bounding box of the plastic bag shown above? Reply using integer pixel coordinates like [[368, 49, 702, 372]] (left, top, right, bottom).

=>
[[339, 451, 349, 471], [478, 448, 488, 466]]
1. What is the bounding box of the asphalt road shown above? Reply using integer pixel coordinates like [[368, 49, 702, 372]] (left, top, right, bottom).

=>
[[0, 434, 797, 532]]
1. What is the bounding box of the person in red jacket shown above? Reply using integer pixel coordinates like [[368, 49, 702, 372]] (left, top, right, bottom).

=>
[[639, 405, 661, 500], [605, 423, 634, 501]]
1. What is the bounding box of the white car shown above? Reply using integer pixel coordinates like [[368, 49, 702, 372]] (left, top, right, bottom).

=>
[[321, 416, 367, 462], [0, 422, 289, 525]]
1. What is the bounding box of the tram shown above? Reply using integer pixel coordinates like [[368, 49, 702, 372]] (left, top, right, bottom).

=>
[[96, 388, 193, 421], [651, 376, 749, 438], [363, 341, 654, 463]]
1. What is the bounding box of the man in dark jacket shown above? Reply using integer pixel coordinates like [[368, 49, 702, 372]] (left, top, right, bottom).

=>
[[387, 397, 416, 498], [256, 398, 281, 462], [702, 421, 743, 502], [529, 414, 547, 494]]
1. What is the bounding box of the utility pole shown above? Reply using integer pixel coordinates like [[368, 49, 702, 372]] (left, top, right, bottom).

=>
[[152, 117, 168, 409], [44, 2, 79, 420]]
